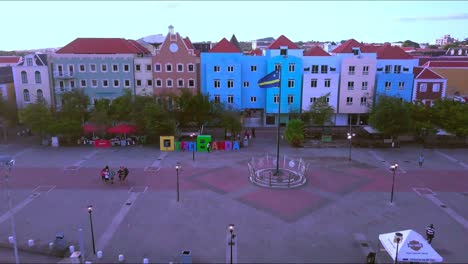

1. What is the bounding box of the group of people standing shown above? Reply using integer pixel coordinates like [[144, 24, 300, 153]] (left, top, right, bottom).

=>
[[100, 165, 129, 184]]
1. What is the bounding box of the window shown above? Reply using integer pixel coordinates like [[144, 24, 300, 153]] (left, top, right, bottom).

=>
[[70, 80, 75, 88], [376, 67, 383, 72], [23, 89, 30, 102], [112, 80, 119, 87], [363, 66, 369, 75], [112, 64, 119, 72], [250, 96, 257, 102], [178, 79, 184, 87], [79, 64, 85, 72], [324, 79, 331, 88], [274, 95, 279, 103], [214, 95, 220, 103], [155, 64, 161, 72], [310, 97, 317, 103], [124, 64, 130, 72], [214, 79, 220, 88], [188, 79, 195, 87], [214, 66, 220, 72], [346, 97, 353, 105], [360, 97, 367, 105], [166, 79, 173, 87], [26, 58, 33, 66], [187, 64, 194, 72], [330, 67, 336, 72], [37, 89, 43, 100], [227, 66, 234, 72], [394, 65, 402, 74], [311, 65, 319, 74], [280, 49, 287, 56], [135, 64, 141, 71], [403, 67, 409, 72], [347, 81, 354, 90], [166, 64, 172, 72], [146, 64, 152, 71], [35, 71, 41, 84], [90, 64, 96, 72], [124, 80, 130, 87], [274, 63, 281, 71], [102, 80, 109, 87], [250, 65, 257, 72], [287, 95, 294, 104], [420, 83, 427, 92], [101, 64, 107, 72], [348, 66, 355, 75], [433, 83, 440, 92], [177, 64, 183, 72], [321, 65, 328, 74], [362, 81, 368, 90], [288, 79, 294, 88], [289, 63, 295, 72], [227, 95, 234, 104], [68, 65, 74, 75], [59, 81, 64, 90], [227, 79, 234, 88], [81, 80, 86, 88], [147, 79, 153, 86], [136, 80, 142, 87], [325, 97, 330, 103], [243, 81, 249, 87], [21, 71, 27, 84], [398, 81, 405, 90], [385, 65, 391, 73], [385, 81, 391, 90], [92, 80, 98, 87], [155, 79, 162, 87], [310, 79, 318, 88]]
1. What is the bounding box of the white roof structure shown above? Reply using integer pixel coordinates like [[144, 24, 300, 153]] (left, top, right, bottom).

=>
[[379, 229, 443, 263]]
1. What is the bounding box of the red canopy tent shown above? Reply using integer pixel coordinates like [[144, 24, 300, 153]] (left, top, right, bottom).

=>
[[106, 124, 137, 134], [83, 124, 95, 134]]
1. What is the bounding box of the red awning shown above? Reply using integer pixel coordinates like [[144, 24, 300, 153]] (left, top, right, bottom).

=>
[[106, 124, 137, 134]]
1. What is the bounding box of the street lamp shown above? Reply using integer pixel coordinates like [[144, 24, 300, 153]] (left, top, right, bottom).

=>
[[390, 164, 398, 204], [228, 224, 236, 264], [347, 132, 356, 162], [87, 205, 96, 255], [190, 133, 196, 161], [1, 156, 19, 264], [175, 162, 181, 202], [394, 232, 403, 264]]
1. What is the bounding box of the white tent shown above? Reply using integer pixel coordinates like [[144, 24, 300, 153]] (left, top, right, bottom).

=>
[[378, 229, 443, 263]]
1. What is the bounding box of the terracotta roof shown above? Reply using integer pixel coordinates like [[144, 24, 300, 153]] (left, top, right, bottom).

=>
[[415, 67, 445, 79], [183, 37, 194, 50], [303, 46, 330, 56], [0, 56, 21, 64], [208, 38, 241, 53], [267, 35, 299, 50], [56, 38, 151, 54], [247, 49, 263, 56], [422, 61, 468, 68], [375, 44, 413, 59], [331, 39, 362, 53], [413, 67, 423, 77], [360, 45, 380, 53]]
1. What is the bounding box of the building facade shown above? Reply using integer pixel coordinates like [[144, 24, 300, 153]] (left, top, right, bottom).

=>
[[134, 57, 154, 96], [412, 67, 447, 106], [0, 67, 16, 107], [423, 61, 468, 97]]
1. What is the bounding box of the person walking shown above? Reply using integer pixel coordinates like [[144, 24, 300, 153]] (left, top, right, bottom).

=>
[[426, 224, 435, 244], [418, 154, 425, 168], [118, 166, 125, 182], [251, 128, 256, 138], [122, 166, 129, 182]]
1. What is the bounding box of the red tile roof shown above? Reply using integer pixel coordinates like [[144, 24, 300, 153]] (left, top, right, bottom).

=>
[[247, 49, 263, 56], [375, 44, 413, 59], [267, 35, 299, 50], [361, 45, 381, 53], [56, 38, 151, 54], [413, 67, 423, 76], [422, 61, 468, 68], [0, 56, 21, 63], [331, 39, 362, 53], [402, 47, 415, 52], [303, 46, 330, 56], [183, 37, 194, 50], [208, 38, 241, 53], [415, 67, 445, 79]]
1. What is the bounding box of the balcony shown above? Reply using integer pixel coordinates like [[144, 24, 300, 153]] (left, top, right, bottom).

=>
[[54, 71, 75, 79], [55, 87, 72, 94]]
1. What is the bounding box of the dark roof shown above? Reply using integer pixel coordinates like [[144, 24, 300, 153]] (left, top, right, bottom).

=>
[[209, 38, 241, 53], [267, 35, 299, 50], [56, 38, 151, 54], [36, 54, 48, 65], [230, 34, 241, 50], [0, 67, 14, 84]]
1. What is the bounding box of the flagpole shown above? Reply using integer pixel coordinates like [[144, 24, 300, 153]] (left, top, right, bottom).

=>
[[276, 64, 281, 176]]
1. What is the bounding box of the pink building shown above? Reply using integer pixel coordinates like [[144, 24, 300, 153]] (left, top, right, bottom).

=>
[[152, 26, 199, 97], [413, 67, 447, 106]]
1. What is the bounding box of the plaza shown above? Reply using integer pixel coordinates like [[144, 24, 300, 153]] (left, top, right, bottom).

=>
[[0, 137, 467, 263]]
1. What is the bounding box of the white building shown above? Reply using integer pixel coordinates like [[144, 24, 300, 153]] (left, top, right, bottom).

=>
[[134, 57, 154, 96]]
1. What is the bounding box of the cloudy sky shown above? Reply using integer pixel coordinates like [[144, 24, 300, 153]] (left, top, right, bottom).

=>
[[1, 1, 467, 50]]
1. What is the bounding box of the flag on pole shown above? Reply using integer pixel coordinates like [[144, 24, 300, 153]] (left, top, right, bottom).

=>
[[257, 70, 280, 88]]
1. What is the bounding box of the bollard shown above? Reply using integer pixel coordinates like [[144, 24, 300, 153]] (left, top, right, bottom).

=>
[[8, 236, 14, 244], [118, 254, 125, 262], [143, 258, 149, 264], [28, 239, 34, 247], [69, 245, 75, 253], [49, 242, 54, 250], [97, 250, 103, 259]]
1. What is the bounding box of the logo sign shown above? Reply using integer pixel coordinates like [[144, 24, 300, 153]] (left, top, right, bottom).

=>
[[408, 240, 423, 251]]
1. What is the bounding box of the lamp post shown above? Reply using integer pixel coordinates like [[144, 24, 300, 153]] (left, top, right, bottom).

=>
[[390, 163, 398, 204], [1, 156, 19, 264], [228, 224, 236, 264], [87, 205, 96, 255], [394, 232, 403, 264], [347, 132, 355, 162], [175, 162, 181, 202]]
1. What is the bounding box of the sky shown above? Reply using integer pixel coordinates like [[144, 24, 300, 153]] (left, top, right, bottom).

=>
[[1, 1, 467, 51]]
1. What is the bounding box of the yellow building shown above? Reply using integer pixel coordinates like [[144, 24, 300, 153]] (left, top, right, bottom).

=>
[[424, 61, 468, 96]]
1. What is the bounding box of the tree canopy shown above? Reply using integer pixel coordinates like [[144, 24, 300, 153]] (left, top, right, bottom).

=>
[[369, 96, 411, 138]]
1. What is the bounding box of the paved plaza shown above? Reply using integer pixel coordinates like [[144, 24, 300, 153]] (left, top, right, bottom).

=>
[[0, 137, 467, 263]]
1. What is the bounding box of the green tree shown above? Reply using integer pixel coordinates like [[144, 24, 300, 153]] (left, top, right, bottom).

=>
[[306, 93, 334, 126], [402, 40, 420, 48], [285, 119, 304, 147], [20, 99, 53, 141], [60, 89, 90, 123], [174, 90, 218, 127], [109, 90, 133, 122], [88, 98, 111, 136], [407, 101, 436, 137], [219, 109, 242, 136], [369, 96, 411, 139], [431, 99, 468, 136], [0, 95, 17, 126], [427, 45, 439, 49], [442, 43, 459, 50]]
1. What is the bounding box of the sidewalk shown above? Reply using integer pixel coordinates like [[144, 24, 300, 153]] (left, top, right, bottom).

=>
[[0, 247, 62, 264]]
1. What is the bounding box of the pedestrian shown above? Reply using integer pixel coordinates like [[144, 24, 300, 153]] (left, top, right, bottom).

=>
[[418, 154, 425, 168], [123, 166, 129, 182], [252, 128, 256, 138], [118, 166, 125, 182], [207, 142, 211, 153], [425, 224, 435, 244], [109, 170, 115, 184]]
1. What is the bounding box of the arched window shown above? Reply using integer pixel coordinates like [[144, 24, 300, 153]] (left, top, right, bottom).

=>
[[21, 71, 28, 84], [35, 71, 41, 84], [37, 89, 43, 101], [23, 89, 30, 102]]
